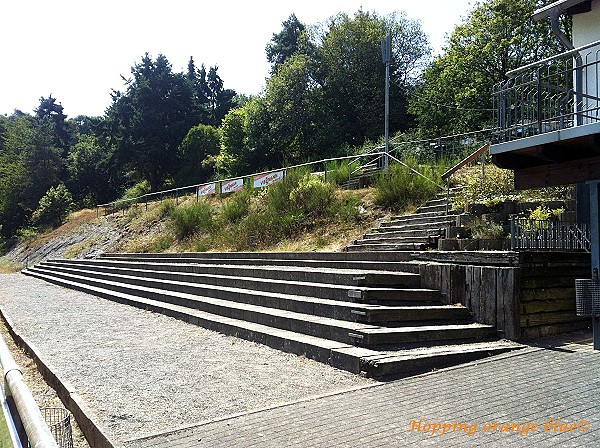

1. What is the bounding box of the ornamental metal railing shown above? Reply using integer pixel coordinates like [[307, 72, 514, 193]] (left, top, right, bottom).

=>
[[510, 216, 591, 252], [493, 39, 600, 142]]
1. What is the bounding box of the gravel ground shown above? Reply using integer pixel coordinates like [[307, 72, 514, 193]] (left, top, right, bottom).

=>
[[0, 273, 377, 444]]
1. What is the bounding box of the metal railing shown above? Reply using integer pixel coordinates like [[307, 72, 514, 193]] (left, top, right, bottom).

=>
[[96, 127, 500, 216], [510, 216, 591, 251], [390, 128, 495, 162], [97, 152, 386, 215], [493, 39, 600, 142], [439, 144, 490, 215], [0, 335, 58, 448]]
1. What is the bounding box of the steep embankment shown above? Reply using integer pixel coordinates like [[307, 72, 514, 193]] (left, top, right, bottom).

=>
[[1, 188, 384, 270]]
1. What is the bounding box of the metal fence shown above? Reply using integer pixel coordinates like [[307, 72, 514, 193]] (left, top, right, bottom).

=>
[[96, 127, 500, 217], [493, 39, 600, 142], [97, 151, 385, 215], [390, 128, 495, 162], [510, 217, 591, 251]]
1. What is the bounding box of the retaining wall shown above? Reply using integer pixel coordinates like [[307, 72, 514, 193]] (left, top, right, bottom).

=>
[[415, 251, 591, 340]]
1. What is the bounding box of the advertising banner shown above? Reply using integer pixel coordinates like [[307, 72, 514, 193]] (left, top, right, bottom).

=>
[[253, 170, 284, 188], [197, 183, 216, 197], [221, 178, 245, 194]]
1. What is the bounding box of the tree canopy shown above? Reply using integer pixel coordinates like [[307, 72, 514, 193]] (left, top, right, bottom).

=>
[[0, 2, 571, 243], [409, 0, 567, 136]]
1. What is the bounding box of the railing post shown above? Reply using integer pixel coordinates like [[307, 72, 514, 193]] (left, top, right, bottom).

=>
[[510, 215, 516, 250], [537, 67, 543, 134], [446, 178, 450, 216]]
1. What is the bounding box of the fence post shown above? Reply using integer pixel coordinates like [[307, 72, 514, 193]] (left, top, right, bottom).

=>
[[446, 178, 450, 216], [536, 67, 543, 134], [510, 215, 516, 250], [481, 152, 486, 180]]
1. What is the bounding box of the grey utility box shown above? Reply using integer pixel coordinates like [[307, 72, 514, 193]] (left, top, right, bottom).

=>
[[575, 279, 600, 317]]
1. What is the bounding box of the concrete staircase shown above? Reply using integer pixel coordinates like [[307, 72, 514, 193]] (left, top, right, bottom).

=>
[[347, 191, 460, 252], [23, 251, 520, 379], [340, 162, 381, 190]]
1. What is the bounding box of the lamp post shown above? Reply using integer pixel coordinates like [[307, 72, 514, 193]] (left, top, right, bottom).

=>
[[381, 33, 391, 172]]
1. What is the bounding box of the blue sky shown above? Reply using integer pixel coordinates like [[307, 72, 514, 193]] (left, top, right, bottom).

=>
[[1, 0, 474, 117]]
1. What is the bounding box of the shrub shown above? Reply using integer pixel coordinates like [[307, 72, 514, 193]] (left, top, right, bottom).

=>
[[453, 165, 572, 209], [289, 175, 336, 219], [454, 165, 514, 209], [374, 159, 443, 210], [221, 189, 251, 224], [31, 183, 74, 228], [467, 216, 506, 239], [122, 180, 151, 200], [170, 201, 214, 240], [158, 199, 176, 219], [265, 168, 309, 214]]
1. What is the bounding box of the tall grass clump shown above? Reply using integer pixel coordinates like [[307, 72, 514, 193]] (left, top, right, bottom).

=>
[[233, 169, 362, 249], [325, 160, 352, 185], [220, 189, 251, 224], [170, 201, 214, 240], [374, 159, 444, 211]]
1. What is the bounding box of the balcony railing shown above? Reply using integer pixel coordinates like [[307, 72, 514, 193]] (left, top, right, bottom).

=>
[[493, 39, 600, 142]]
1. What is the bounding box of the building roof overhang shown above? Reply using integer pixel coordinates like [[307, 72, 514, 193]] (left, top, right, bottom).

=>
[[491, 122, 600, 188], [533, 0, 593, 21]]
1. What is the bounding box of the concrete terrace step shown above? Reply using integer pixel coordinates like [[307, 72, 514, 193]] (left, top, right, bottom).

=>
[[422, 197, 454, 207], [47, 258, 422, 288], [101, 251, 419, 263], [24, 266, 486, 347], [371, 220, 452, 234], [415, 204, 452, 215], [363, 229, 444, 239], [383, 211, 458, 226], [346, 243, 430, 252], [355, 236, 438, 246], [23, 266, 519, 378], [40, 261, 438, 304], [23, 247, 519, 378], [99, 256, 423, 274]]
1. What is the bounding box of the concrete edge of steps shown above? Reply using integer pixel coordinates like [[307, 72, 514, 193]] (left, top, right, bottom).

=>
[[21, 269, 523, 378]]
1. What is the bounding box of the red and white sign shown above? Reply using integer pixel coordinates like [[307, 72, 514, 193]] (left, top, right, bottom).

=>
[[221, 178, 245, 194], [197, 183, 216, 196], [253, 170, 284, 188]]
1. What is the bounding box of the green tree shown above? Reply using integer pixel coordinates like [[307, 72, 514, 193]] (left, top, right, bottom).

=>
[[177, 124, 221, 185], [218, 107, 250, 176], [67, 134, 116, 206], [35, 95, 75, 151], [22, 118, 64, 212], [266, 14, 311, 74], [0, 113, 32, 238], [410, 0, 566, 136], [31, 183, 74, 228], [314, 10, 430, 148], [186, 58, 237, 126], [105, 53, 199, 191], [264, 54, 321, 164]]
